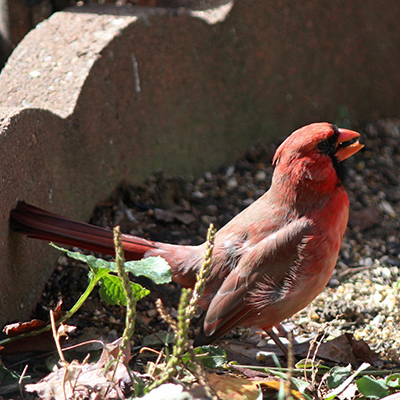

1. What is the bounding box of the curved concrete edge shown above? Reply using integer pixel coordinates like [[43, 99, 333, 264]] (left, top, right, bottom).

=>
[[0, 6, 157, 118], [1, 0, 400, 326], [1, 108, 73, 323], [0, 2, 234, 118]]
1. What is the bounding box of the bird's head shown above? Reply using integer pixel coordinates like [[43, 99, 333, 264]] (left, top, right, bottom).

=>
[[271, 122, 363, 198]]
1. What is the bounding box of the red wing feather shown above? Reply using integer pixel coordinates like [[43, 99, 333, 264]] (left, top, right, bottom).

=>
[[201, 218, 312, 343]]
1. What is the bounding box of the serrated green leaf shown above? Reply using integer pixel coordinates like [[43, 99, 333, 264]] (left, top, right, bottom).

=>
[[356, 376, 390, 399], [327, 364, 352, 389], [87, 257, 113, 270], [131, 282, 150, 301], [51, 243, 112, 269], [123, 257, 172, 284], [99, 274, 127, 305], [99, 275, 149, 306], [51, 243, 88, 261], [50, 244, 172, 285]]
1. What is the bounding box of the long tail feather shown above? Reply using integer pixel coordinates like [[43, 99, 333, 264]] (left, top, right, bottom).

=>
[[10, 201, 158, 260]]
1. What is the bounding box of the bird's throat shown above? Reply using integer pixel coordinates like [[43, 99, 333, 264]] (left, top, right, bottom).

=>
[[270, 159, 344, 212]]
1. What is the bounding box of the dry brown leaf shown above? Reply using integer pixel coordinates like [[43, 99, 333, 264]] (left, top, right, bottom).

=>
[[0, 300, 69, 356], [312, 334, 359, 366], [259, 380, 305, 400], [313, 333, 380, 366], [3, 300, 63, 337], [206, 373, 261, 400], [345, 333, 380, 365], [25, 338, 133, 399]]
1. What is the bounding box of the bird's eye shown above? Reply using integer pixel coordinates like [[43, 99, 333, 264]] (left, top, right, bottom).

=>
[[317, 140, 330, 153]]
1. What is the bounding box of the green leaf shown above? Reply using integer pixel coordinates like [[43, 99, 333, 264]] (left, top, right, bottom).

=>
[[131, 282, 150, 301], [385, 374, 400, 389], [327, 364, 352, 389], [99, 274, 127, 305], [278, 378, 286, 400], [356, 376, 390, 399], [99, 275, 149, 306], [189, 345, 227, 369], [291, 377, 311, 394], [51, 245, 172, 284], [88, 267, 110, 282], [325, 362, 370, 400], [123, 257, 172, 284], [51, 244, 111, 270]]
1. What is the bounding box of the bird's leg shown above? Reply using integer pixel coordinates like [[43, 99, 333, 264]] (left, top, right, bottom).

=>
[[265, 328, 288, 358], [275, 323, 290, 338]]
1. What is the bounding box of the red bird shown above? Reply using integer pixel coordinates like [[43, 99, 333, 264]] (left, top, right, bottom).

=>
[[10, 123, 363, 347]]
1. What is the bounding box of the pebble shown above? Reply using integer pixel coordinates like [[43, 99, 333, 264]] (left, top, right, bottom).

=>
[[125, 208, 139, 223], [242, 198, 254, 206], [204, 171, 213, 181], [255, 170, 267, 181], [328, 278, 340, 288], [308, 310, 320, 321], [380, 200, 397, 217], [363, 257, 374, 267], [191, 190, 205, 199], [57, 255, 69, 267], [372, 314, 386, 326], [227, 177, 238, 188], [382, 293, 397, 310], [381, 267, 392, 278], [225, 165, 235, 177]]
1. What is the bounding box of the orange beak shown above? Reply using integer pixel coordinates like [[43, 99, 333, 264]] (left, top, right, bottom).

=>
[[335, 128, 364, 162]]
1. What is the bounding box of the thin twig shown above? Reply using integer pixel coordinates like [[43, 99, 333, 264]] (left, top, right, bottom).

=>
[[285, 331, 294, 400], [50, 310, 66, 365], [337, 263, 381, 279], [19, 364, 29, 399]]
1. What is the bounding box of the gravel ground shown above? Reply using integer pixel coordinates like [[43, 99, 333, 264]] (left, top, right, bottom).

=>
[[33, 119, 400, 365]]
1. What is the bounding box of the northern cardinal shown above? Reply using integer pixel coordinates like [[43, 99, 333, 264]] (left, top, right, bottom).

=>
[[10, 122, 363, 347]]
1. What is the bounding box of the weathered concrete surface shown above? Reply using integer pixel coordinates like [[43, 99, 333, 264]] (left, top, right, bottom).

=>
[[0, 0, 231, 68], [1, 0, 400, 327]]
